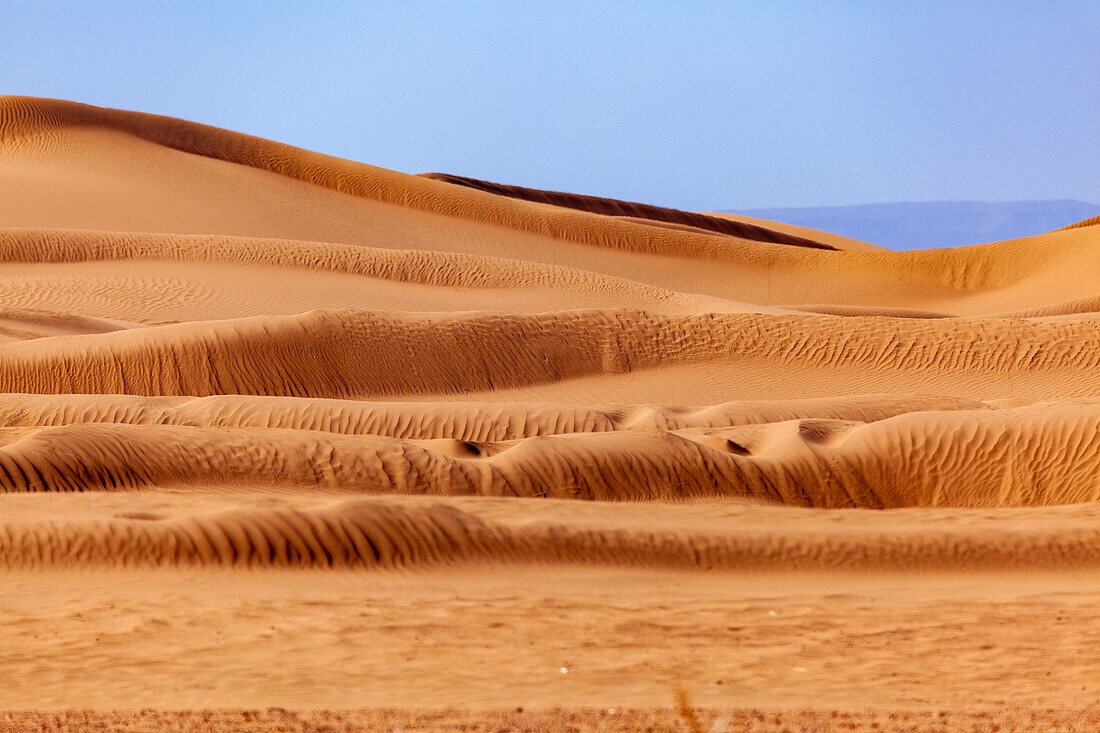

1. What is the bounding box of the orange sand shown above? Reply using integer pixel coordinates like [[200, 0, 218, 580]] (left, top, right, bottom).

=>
[[2, 97, 1100, 727]]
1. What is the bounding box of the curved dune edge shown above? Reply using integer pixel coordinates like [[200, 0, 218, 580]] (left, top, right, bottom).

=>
[[8, 495, 1100, 570], [419, 172, 837, 249], [2, 307, 1099, 399], [0, 227, 743, 314], [0, 308, 136, 340], [705, 211, 886, 252], [791, 298, 1100, 321], [1061, 213, 1100, 230], [979, 295, 1100, 320], [7, 228, 1099, 320], [5, 97, 1099, 301], [0, 96, 833, 263], [2, 403, 1100, 507], [5, 228, 1099, 321], [0, 393, 991, 438], [779, 304, 954, 319]]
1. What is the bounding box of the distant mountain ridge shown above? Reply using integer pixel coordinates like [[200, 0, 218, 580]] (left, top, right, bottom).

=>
[[727, 200, 1099, 250]]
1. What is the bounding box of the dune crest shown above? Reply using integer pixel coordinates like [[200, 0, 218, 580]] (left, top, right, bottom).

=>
[[419, 172, 839, 249], [0, 96, 825, 262]]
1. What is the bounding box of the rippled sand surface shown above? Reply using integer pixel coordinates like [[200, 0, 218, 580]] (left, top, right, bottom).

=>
[[2, 97, 1099, 727]]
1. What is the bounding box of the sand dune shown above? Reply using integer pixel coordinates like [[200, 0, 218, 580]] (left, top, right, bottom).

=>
[[3, 96, 1100, 718], [4, 97, 1100, 315], [0, 392, 988, 436], [9, 493, 1100, 571], [0, 307, 1098, 401], [0, 399, 1098, 507]]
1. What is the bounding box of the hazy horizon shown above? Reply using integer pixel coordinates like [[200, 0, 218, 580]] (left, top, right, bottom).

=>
[[738, 197, 1098, 210], [729, 198, 1099, 249]]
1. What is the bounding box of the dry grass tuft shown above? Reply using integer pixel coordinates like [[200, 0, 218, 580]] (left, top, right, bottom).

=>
[[674, 685, 705, 733]]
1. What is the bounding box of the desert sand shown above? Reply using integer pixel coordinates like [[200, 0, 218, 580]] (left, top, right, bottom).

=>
[[2, 97, 1100, 730]]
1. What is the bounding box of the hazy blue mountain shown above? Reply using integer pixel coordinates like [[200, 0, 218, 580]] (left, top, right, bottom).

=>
[[728, 200, 1098, 250]]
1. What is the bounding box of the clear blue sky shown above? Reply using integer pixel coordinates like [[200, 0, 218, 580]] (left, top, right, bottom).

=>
[[3, 1, 1097, 210]]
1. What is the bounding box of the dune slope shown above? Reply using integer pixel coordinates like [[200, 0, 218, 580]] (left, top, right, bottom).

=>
[[2, 96, 1100, 717]]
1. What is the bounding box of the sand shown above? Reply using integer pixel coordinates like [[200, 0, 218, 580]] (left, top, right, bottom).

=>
[[2, 96, 1100, 729]]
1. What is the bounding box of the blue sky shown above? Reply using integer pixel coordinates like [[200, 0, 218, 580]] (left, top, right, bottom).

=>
[[3, 1, 1097, 210]]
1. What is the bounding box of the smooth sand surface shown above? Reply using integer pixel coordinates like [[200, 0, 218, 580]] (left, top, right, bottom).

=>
[[3, 97, 1100, 728]]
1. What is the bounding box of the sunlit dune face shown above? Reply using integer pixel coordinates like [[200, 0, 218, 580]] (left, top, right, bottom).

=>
[[2, 97, 1100, 719]]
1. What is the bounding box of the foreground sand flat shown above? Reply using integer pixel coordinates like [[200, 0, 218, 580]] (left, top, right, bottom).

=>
[[5, 563, 1100, 711], [2, 97, 1100, 727]]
